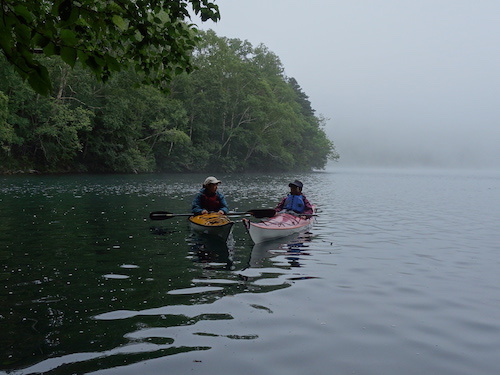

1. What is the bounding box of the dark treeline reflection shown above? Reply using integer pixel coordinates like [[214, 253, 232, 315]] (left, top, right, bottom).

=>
[[0, 175, 305, 372]]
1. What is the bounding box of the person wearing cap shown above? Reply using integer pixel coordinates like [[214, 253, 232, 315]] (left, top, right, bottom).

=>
[[191, 176, 229, 215], [274, 179, 314, 215]]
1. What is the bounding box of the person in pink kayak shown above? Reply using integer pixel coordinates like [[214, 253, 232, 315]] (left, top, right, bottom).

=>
[[275, 180, 314, 216]]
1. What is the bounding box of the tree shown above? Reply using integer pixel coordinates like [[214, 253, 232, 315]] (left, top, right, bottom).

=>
[[34, 104, 94, 170], [0, 30, 338, 174], [0, 0, 220, 95], [82, 70, 192, 173], [172, 30, 338, 172], [0, 91, 15, 155]]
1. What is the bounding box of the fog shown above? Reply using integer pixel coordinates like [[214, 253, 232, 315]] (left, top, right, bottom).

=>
[[198, 0, 500, 169]]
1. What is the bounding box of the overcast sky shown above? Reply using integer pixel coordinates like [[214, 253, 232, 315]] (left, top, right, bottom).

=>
[[196, 0, 500, 169]]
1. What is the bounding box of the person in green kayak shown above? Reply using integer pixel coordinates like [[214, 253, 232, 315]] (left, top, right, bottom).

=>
[[275, 179, 314, 216], [192, 176, 229, 215]]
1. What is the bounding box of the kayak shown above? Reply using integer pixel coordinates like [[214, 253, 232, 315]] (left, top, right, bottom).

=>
[[242, 210, 315, 244], [188, 213, 234, 241]]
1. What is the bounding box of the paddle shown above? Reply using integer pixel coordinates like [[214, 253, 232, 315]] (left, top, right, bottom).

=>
[[149, 209, 276, 221]]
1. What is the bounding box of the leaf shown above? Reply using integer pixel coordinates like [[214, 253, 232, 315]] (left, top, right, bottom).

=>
[[77, 49, 88, 63], [0, 31, 13, 52], [84, 55, 102, 76], [33, 34, 51, 48], [105, 55, 121, 72], [57, 0, 73, 21], [93, 54, 105, 67], [3, 0, 221, 97], [43, 42, 58, 56], [14, 24, 31, 43], [13, 5, 34, 23], [111, 15, 127, 31], [60, 46, 77, 67], [27, 65, 52, 96], [60, 29, 78, 46]]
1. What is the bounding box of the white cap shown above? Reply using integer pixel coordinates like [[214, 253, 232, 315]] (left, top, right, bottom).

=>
[[203, 176, 221, 186]]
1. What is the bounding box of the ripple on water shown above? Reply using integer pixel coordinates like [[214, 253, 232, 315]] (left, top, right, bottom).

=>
[[102, 274, 130, 280], [120, 264, 140, 269], [2, 170, 499, 375], [167, 286, 224, 295], [192, 278, 238, 285]]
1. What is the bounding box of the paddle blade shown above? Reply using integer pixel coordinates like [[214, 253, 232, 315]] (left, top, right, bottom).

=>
[[248, 209, 276, 218], [149, 211, 175, 220]]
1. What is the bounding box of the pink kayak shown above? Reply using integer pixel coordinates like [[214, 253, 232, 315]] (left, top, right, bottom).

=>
[[243, 211, 315, 244]]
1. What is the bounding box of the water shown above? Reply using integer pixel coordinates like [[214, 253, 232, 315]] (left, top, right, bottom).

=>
[[1, 168, 499, 375]]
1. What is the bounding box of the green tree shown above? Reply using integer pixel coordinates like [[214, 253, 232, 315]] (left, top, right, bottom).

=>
[[83, 71, 191, 173], [0, 30, 338, 174], [1, 55, 97, 171], [0, 0, 220, 95], [172, 30, 337, 172], [0, 91, 15, 156], [34, 104, 94, 170]]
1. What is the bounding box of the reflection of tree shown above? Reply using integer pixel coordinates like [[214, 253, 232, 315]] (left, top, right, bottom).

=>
[[1, 179, 317, 373]]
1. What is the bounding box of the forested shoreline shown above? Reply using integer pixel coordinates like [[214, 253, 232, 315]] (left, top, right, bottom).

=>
[[0, 30, 338, 174]]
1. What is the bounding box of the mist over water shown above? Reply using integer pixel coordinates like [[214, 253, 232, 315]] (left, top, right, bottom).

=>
[[330, 125, 500, 170], [199, 0, 500, 172]]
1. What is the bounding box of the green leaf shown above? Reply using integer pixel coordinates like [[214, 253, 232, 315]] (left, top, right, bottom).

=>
[[13, 5, 34, 23], [27, 65, 52, 96], [76, 49, 86, 60], [2, 0, 221, 97], [14, 24, 31, 43], [0, 31, 13, 52], [60, 29, 78, 46], [63, 7, 79, 26], [112, 15, 127, 30], [43, 42, 58, 56], [58, 0, 73, 21], [93, 54, 105, 67], [105, 55, 121, 72], [85, 56, 101, 75], [60, 46, 77, 67], [33, 34, 51, 48]]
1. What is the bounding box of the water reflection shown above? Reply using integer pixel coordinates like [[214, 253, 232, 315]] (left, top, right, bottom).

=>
[[0, 174, 319, 375], [248, 232, 314, 269], [234, 232, 319, 289], [2, 170, 499, 375], [186, 233, 235, 271]]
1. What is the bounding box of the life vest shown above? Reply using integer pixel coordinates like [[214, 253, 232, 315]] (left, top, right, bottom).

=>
[[200, 193, 222, 212], [283, 194, 305, 213]]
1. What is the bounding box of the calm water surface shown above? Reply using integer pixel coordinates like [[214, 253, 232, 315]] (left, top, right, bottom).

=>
[[1, 168, 499, 375]]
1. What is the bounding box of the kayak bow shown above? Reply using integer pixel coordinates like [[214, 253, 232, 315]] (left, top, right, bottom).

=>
[[189, 213, 234, 241]]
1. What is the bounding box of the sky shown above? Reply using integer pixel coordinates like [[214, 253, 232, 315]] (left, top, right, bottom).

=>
[[195, 0, 500, 169]]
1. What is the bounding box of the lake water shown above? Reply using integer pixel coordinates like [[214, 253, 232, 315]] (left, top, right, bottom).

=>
[[1, 167, 499, 375]]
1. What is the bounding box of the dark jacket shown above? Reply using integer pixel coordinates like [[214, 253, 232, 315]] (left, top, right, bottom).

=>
[[191, 188, 229, 214]]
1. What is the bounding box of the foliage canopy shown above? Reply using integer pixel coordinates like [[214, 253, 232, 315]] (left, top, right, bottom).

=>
[[0, 0, 219, 95], [0, 30, 338, 173]]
